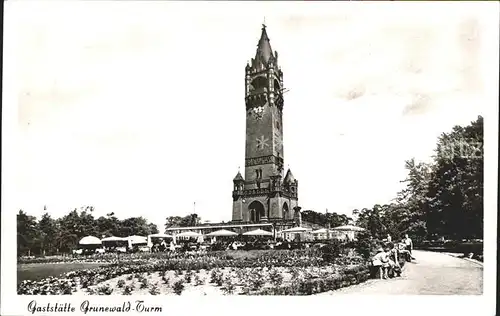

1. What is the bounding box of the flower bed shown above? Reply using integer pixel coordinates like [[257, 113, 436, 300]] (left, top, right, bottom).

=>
[[19, 264, 370, 296], [18, 248, 371, 295]]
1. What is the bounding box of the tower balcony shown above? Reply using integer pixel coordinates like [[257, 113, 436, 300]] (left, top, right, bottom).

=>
[[232, 186, 297, 200], [233, 187, 271, 199]]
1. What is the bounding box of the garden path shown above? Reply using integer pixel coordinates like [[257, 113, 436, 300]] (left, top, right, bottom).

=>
[[320, 250, 483, 295]]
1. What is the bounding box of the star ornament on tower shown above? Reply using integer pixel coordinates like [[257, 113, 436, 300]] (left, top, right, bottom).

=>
[[256, 135, 270, 150]]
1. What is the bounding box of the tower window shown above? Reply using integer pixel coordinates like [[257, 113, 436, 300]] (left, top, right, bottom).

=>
[[255, 168, 263, 179], [250, 76, 267, 91]]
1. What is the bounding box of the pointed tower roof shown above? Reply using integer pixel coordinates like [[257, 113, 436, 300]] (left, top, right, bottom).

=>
[[284, 169, 296, 184], [254, 24, 274, 66], [233, 171, 244, 182]]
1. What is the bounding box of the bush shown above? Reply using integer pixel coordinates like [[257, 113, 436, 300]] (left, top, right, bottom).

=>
[[123, 285, 134, 295], [249, 274, 265, 290], [140, 277, 149, 289], [222, 277, 236, 295], [162, 276, 170, 285], [319, 241, 343, 263], [210, 269, 223, 285], [149, 283, 160, 295], [269, 269, 284, 287], [173, 280, 184, 295], [184, 271, 193, 283], [352, 232, 376, 260], [195, 275, 205, 286], [97, 284, 113, 295], [117, 279, 126, 288]]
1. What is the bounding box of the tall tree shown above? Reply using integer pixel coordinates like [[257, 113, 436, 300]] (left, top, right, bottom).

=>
[[38, 213, 57, 255], [426, 116, 483, 239], [17, 210, 39, 256], [394, 158, 432, 241]]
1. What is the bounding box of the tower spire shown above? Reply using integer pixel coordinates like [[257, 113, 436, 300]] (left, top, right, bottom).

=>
[[254, 22, 274, 66]]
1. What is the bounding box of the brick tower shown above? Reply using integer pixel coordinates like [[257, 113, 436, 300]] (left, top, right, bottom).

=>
[[231, 24, 300, 228]]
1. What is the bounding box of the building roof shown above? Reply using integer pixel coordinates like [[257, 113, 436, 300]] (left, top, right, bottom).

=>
[[284, 169, 295, 184], [165, 222, 274, 231], [254, 25, 275, 67], [233, 171, 244, 182]]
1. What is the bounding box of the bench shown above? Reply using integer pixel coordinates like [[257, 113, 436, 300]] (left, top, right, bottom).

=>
[[370, 264, 384, 279]]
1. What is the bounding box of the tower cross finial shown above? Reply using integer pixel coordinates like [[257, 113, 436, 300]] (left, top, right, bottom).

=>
[[262, 17, 266, 28]]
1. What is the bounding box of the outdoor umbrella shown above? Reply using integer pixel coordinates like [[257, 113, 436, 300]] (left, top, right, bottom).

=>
[[101, 236, 126, 242], [176, 231, 202, 238], [149, 233, 173, 238], [331, 225, 365, 232], [79, 236, 102, 245], [148, 233, 174, 247], [243, 229, 273, 236], [280, 227, 310, 234], [311, 228, 328, 234], [207, 229, 238, 237], [127, 235, 147, 244]]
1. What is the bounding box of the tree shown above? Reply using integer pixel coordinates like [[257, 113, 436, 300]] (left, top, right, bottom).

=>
[[164, 214, 202, 232], [426, 116, 483, 240], [38, 213, 57, 255], [96, 214, 120, 238], [148, 223, 159, 235], [393, 158, 432, 242], [300, 209, 352, 228], [328, 213, 351, 228], [17, 207, 161, 256], [165, 216, 183, 230], [17, 210, 39, 256], [119, 217, 151, 237], [181, 214, 201, 227]]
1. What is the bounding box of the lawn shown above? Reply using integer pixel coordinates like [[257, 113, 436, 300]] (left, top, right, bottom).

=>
[[17, 262, 109, 285]]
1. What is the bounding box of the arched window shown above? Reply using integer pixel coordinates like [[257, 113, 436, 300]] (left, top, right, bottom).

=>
[[282, 202, 289, 220], [250, 76, 267, 92], [249, 201, 265, 223]]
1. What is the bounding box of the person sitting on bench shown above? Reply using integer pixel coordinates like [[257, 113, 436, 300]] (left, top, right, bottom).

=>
[[372, 247, 390, 279], [397, 242, 412, 262], [387, 243, 402, 277]]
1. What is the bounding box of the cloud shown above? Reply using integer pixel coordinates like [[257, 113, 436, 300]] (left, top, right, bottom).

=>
[[402, 93, 432, 116]]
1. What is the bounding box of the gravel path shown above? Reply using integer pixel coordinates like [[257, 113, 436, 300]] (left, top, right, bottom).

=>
[[319, 250, 483, 295]]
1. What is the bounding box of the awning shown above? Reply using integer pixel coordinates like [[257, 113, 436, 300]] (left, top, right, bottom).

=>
[[279, 227, 310, 234], [176, 231, 202, 238], [331, 225, 365, 232], [243, 229, 273, 236], [207, 229, 238, 237]]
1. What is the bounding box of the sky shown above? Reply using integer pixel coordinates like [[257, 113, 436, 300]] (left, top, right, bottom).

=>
[[7, 2, 498, 231]]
